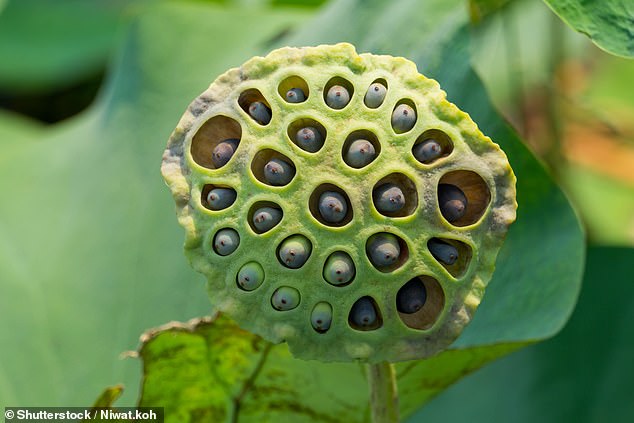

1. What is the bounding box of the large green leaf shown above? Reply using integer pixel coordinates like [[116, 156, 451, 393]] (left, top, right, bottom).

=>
[[409, 246, 634, 422], [543, 0, 634, 58], [0, 2, 312, 408]]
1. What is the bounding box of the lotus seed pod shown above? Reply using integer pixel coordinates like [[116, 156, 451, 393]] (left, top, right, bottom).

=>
[[438, 184, 468, 223], [311, 302, 333, 332], [325, 85, 350, 109], [367, 233, 400, 268], [391, 103, 416, 133], [413, 138, 442, 164], [396, 279, 427, 314], [162, 43, 517, 363], [213, 228, 239, 256], [272, 286, 300, 311], [295, 127, 324, 152], [364, 82, 387, 108], [237, 261, 265, 291], [286, 88, 306, 103], [345, 139, 376, 168], [323, 251, 356, 286], [252, 206, 283, 232], [278, 235, 312, 269], [211, 138, 239, 168], [428, 238, 459, 265], [206, 187, 236, 210], [248, 101, 272, 125], [373, 183, 405, 214], [264, 158, 295, 186], [318, 191, 348, 223]]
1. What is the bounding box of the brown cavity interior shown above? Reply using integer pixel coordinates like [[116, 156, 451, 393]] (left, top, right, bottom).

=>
[[308, 183, 353, 227], [191, 115, 241, 169], [398, 276, 445, 330], [372, 172, 418, 217], [438, 170, 491, 226]]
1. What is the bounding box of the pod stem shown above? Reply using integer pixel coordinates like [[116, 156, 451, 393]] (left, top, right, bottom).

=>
[[367, 361, 400, 423]]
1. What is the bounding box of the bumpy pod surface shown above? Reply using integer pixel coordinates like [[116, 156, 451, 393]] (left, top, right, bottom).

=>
[[161, 43, 517, 363]]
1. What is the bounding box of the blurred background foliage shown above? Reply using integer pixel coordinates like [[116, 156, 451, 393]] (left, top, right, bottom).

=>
[[0, 0, 632, 421]]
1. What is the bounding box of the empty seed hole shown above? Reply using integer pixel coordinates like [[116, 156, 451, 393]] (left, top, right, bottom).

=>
[[412, 129, 454, 164], [251, 149, 296, 187], [342, 130, 381, 169], [287, 118, 327, 153], [427, 237, 472, 278], [348, 296, 383, 331], [248, 201, 283, 234], [438, 170, 491, 226], [201, 184, 237, 211], [324, 77, 354, 110], [278, 76, 309, 103], [191, 115, 242, 170], [238, 89, 272, 125], [397, 276, 444, 330], [391, 99, 417, 134], [309, 183, 353, 227], [365, 232, 409, 273], [372, 173, 418, 217]]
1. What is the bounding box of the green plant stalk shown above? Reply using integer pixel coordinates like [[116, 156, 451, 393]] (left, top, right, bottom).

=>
[[367, 362, 399, 423]]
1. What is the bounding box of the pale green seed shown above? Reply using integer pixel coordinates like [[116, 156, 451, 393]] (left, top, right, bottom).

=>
[[271, 286, 300, 311], [311, 302, 333, 332], [323, 251, 355, 286]]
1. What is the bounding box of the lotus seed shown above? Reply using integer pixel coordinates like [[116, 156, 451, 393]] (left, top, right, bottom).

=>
[[213, 228, 240, 256], [211, 138, 239, 168], [271, 286, 300, 311], [295, 127, 324, 152], [237, 261, 265, 291], [252, 206, 282, 232], [367, 233, 400, 268], [278, 235, 312, 269], [345, 139, 376, 168], [248, 101, 271, 125], [438, 184, 468, 223], [285, 88, 305, 103], [373, 183, 405, 213], [413, 138, 442, 164], [349, 297, 378, 329], [264, 158, 295, 186], [396, 279, 427, 314], [311, 302, 333, 332], [428, 238, 459, 265], [206, 188, 236, 210], [364, 82, 387, 108], [326, 85, 350, 109], [318, 191, 348, 224], [391, 103, 416, 133], [323, 251, 355, 286]]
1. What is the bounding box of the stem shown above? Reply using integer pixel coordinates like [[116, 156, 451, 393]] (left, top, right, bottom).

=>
[[366, 362, 399, 423]]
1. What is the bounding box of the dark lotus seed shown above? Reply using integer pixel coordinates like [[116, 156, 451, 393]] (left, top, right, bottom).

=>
[[413, 139, 442, 164], [323, 251, 355, 286], [396, 279, 427, 314], [264, 158, 295, 186], [311, 302, 333, 332], [325, 85, 350, 109], [391, 103, 416, 133], [373, 183, 405, 213], [213, 228, 240, 256], [278, 235, 312, 269], [237, 261, 265, 291], [248, 101, 271, 125], [271, 286, 300, 311], [364, 82, 387, 108], [206, 188, 236, 210], [295, 127, 324, 152], [345, 139, 376, 168], [438, 184, 467, 222], [285, 88, 306, 103], [318, 191, 348, 224], [428, 238, 459, 265], [367, 233, 400, 268], [211, 138, 239, 168], [349, 297, 378, 329], [252, 206, 282, 232]]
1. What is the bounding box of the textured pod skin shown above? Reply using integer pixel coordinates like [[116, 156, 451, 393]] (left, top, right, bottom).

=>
[[161, 43, 517, 362]]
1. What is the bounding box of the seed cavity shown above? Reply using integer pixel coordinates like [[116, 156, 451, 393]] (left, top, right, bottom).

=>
[[324, 77, 354, 110], [366, 232, 409, 272], [309, 184, 353, 227], [201, 185, 236, 211], [238, 89, 272, 126], [191, 115, 242, 170], [396, 278, 427, 314], [372, 173, 418, 217], [271, 286, 300, 311], [251, 149, 296, 187], [427, 238, 458, 265], [278, 76, 309, 103], [438, 184, 468, 223], [285, 88, 306, 103], [412, 130, 453, 164], [248, 202, 283, 234], [277, 234, 312, 269], [438, 170, 491, 226], [349, 297, 382, 331], [364, 80, 388, 108], [213, 228, 240, 256], [342, 130, 380, 169], [397, 276, 445, 330], [237, 262, 265, 291], [323, 251, 356, 286], [287, 118, 327, 153], [427, 237, 472, 277], [391, 100, 417, 133], [311, 302, 333, 333]]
